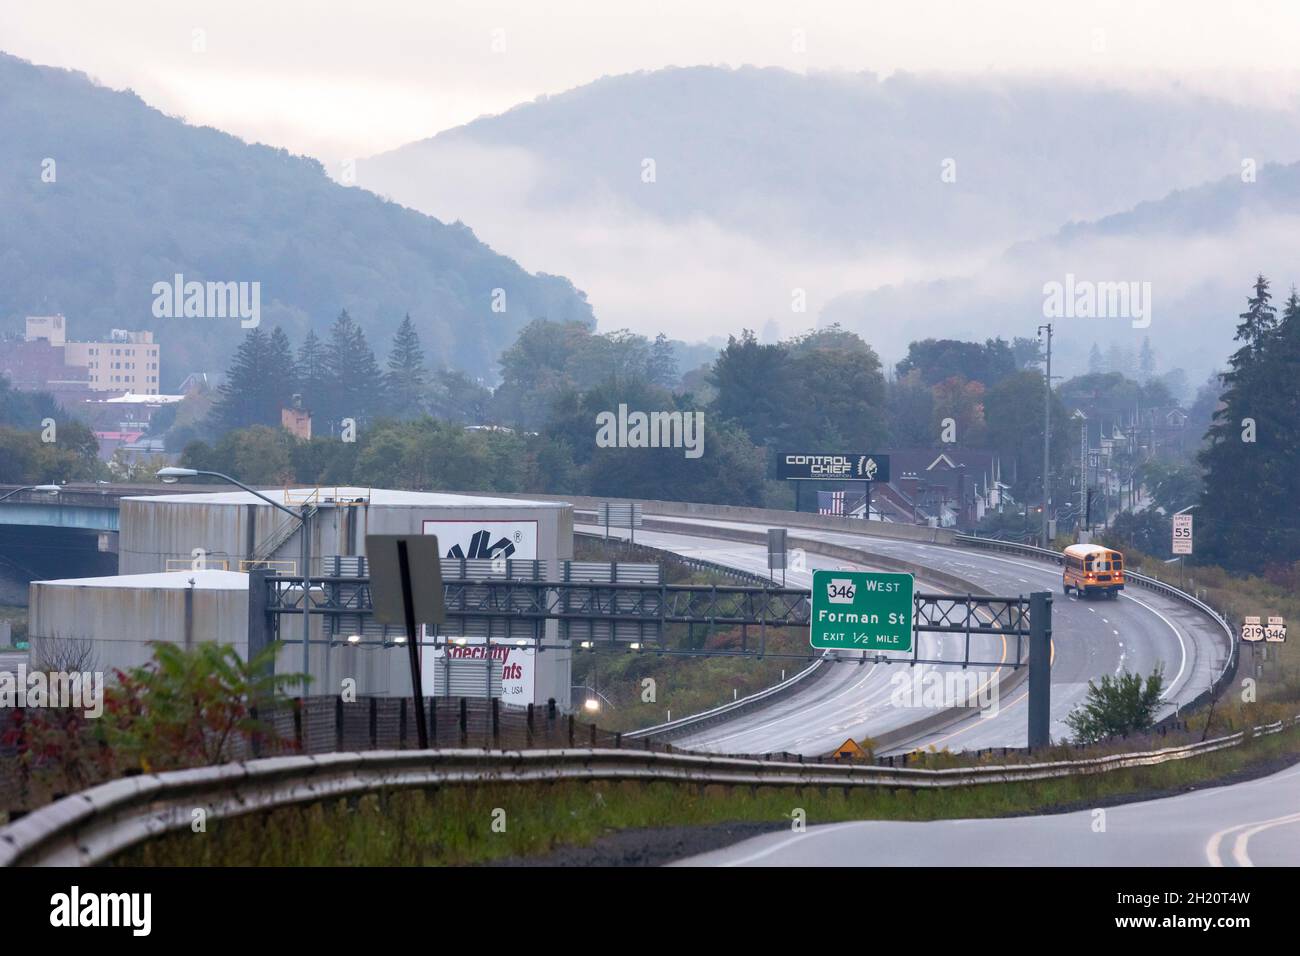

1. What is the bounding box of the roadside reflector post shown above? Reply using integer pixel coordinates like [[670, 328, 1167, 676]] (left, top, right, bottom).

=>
[[1028, 591, 1052, 750]]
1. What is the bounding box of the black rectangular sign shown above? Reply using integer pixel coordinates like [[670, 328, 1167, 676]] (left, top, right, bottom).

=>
[[777, 453, 890, 482]]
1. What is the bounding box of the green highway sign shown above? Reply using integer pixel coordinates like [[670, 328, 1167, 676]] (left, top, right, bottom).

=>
[[810, 569, 914, 652]]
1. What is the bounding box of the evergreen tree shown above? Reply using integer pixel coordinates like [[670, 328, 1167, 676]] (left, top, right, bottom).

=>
[[295, 329, 328, 417], [211, 327, 276, 431], [1197, 275, 1292, 570], [647, 333, 679, 388], [266, 326, 298, 415], [384, 313, 428, 416], [1087, 343, 1104, 374], [1104, 342, 1124, 375], [1258, 287, 1300, 558], [1235, 273, 1279, 348], [1138, 336, 1156, 382], [323, 309, 384, 429]]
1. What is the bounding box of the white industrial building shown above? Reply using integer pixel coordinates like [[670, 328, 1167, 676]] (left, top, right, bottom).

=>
[[28, 488, 575, 707], [28, 570, 251, 673]]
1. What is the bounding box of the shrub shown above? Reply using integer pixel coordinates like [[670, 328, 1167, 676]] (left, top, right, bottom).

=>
[[1064, 668, 1165, 744], [2, 641, 303, 807]]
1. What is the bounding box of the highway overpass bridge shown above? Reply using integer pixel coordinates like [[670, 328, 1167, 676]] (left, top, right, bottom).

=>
[[0, 481, 210, 603]]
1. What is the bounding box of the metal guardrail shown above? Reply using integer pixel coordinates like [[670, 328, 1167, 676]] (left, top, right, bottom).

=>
[[954, 533, 1239, 710], [625, 653, 830, 739], [3, 716, 1293, 867], [576, 530, 776, 588]]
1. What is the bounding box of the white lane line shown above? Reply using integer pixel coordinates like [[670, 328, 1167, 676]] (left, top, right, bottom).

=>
[[649, 521, 1194, 748], [1119, 591, 1189, 699], [1207, 810, 1300, 867], [666, 546, 955, 750], [714, 821, 867, 867], [690, 623, 957, 750], [685, 659, 882, 748]]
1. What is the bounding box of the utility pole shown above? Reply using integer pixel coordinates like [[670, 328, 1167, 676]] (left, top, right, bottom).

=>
[[1037, 323, 1053, 548], [1071, 409, 1087, 540]]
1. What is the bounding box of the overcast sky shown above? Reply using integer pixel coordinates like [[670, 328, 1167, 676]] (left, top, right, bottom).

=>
[[4, 1, 1300, 162]]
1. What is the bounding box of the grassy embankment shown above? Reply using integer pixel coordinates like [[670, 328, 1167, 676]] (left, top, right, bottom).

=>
[[119, 718, 1300, 866], [1118, 548, 1300, 698], [568, 535, 813, 734]]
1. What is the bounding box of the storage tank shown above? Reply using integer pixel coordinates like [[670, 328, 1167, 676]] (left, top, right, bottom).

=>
[[103, 488, 575, 704]]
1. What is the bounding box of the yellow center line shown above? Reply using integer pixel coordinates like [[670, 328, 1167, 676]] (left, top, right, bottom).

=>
[[924, 636, 1055, 749]]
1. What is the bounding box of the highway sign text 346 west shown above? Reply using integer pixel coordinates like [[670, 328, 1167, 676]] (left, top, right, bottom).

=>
[[810, 569, 914, 652]]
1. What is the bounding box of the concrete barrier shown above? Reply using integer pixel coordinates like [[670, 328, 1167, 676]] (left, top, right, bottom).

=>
[[477, 491, 957, 545]]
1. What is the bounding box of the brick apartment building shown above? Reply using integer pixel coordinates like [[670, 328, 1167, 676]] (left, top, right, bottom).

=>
[[17, 315, 160, 394]]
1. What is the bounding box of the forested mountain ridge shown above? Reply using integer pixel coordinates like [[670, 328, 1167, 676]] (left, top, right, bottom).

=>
[[0, 51, 594, 386]]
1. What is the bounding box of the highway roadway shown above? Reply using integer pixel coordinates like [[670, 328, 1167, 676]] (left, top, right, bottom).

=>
[[676, 761, 1300, 866], [599, 525, 1008, 756], [585, 515, 1229, 755]]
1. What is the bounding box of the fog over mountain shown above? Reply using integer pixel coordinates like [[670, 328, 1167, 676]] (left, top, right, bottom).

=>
[[359, 65, 1300, 379], [823, 160, 1300, 382]]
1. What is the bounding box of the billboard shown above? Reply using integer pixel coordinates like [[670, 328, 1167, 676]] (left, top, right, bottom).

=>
[[421, 639, 536, 703], [777, 453, 890, 482], [419, 519, 540, 701], [421, 519, 538, 561]]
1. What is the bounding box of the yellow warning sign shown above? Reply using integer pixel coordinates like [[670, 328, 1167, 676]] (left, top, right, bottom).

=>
[[831, 738, 865, 759]]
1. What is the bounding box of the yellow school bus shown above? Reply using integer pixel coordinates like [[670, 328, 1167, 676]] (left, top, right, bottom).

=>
[[1062, 543, 1125, 599]]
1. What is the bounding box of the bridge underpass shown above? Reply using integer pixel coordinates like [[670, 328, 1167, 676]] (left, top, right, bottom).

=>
[[0, 481, 210, 605], [0, 525, 117, 605]]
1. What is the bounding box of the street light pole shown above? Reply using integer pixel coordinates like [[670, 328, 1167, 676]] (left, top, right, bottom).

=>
[[1037, 323, 1053, 548], [299, 503, 312, 692], [157, 467, 313, 694], [0, 484, 61, 502]]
